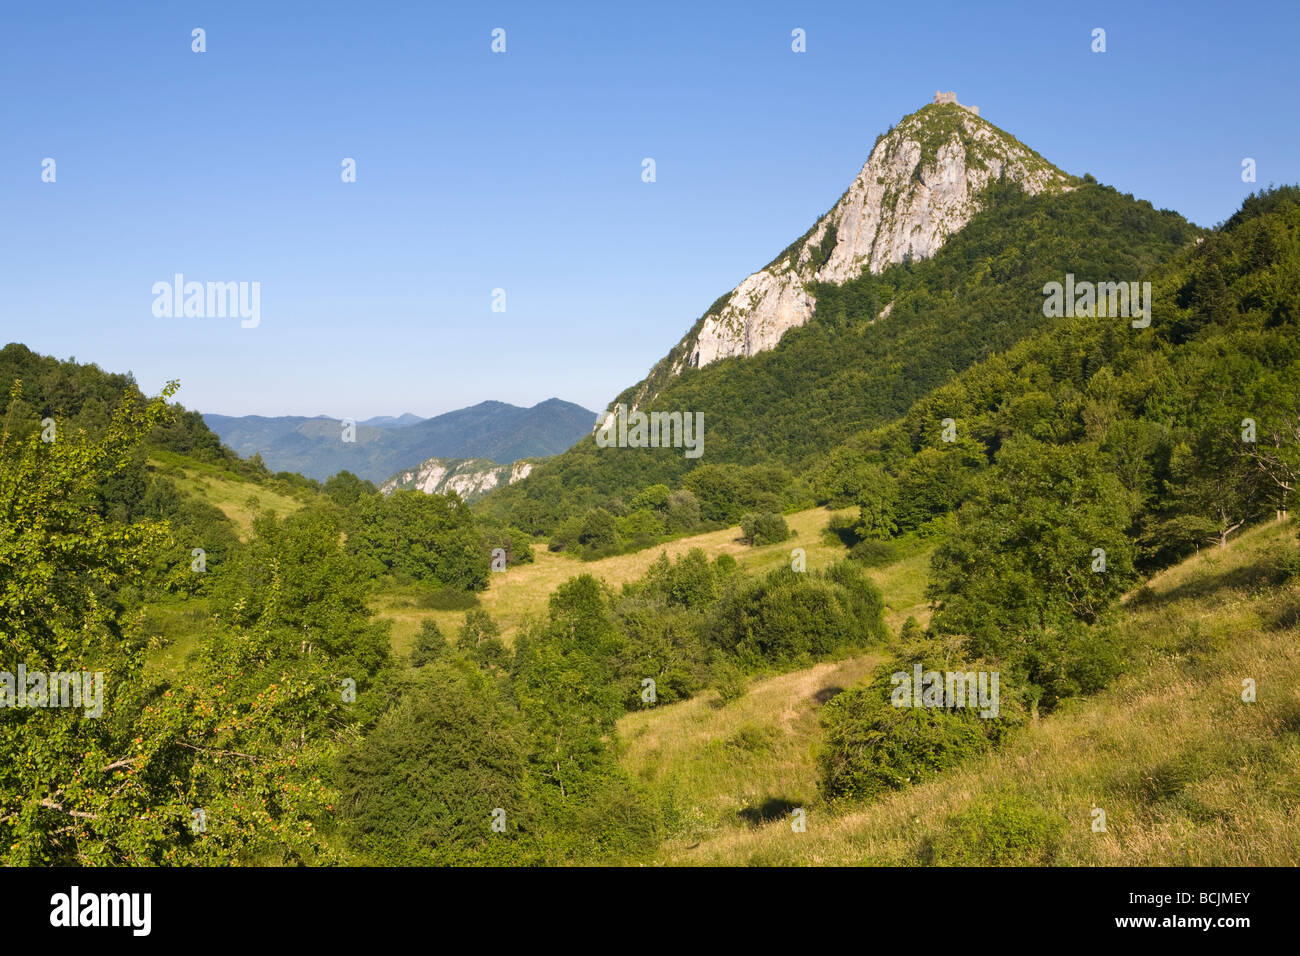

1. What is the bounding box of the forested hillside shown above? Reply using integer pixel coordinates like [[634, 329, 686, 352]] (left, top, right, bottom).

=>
[[481, 180, 1199, 550]]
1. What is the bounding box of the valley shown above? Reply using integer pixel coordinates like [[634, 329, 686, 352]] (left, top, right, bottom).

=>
[[5, 93, 1299, 871]]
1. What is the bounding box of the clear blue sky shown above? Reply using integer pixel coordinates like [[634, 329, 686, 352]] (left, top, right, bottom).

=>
[[2, 0, 1296, 418]]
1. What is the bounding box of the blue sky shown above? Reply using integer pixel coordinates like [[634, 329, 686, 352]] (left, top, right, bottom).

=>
[[2, 0, 1296, 418]]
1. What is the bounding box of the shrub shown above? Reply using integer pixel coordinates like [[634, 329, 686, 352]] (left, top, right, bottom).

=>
[[824, 511, 858, 546], [850, 538, 898, 566], [818, 647, 1025, 801], [346, 490, 488, 590], [713, 661, 749, 705], [853, 465, 898, 540], [457, 609, 500, 651], [336, 661, 536, 865], [724, 723, 780, 754], [1266, 534, 1300, 581], [577, 508, 621, 558], [739, 511, 790, 546], [617, 508, 664, 550], [480, 525, 535, 566], [710, 563, 886, 667], [410, 620, 447, 667], [818, 683, 991, 801], [924, 796, 1064, 866], [418, 588, 480, 611], [713, 553, 739, 576], [664, 489, 701, 533]]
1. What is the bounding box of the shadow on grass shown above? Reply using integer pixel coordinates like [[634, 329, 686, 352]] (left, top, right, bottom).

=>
[[1265, 587, 1300, 632], [813, 685, 845, 705], [1128, 558, 1282, 611], [737, 797, 801, 827]]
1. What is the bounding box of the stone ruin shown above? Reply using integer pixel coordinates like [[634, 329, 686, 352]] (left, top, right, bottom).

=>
[[933, 90, 979, 116]]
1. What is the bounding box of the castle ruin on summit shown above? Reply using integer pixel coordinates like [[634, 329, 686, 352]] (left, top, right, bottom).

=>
[[934, 90, 979, 116]]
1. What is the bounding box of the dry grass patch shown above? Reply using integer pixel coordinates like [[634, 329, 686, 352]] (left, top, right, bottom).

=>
[[374, 507, 872, 653]]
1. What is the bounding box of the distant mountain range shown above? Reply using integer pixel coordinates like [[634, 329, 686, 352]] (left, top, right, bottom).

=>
[[204, 399, 597, 483], [358, 413, 425, 429]]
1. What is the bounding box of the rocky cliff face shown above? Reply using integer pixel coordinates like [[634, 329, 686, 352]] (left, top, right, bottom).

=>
[[605, 100, 1070, 424], [381, 457, 534, 500]]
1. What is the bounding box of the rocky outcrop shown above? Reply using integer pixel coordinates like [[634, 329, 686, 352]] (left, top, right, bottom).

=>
[[686, 103, 1067, 370], [380, 457, 535, 500]]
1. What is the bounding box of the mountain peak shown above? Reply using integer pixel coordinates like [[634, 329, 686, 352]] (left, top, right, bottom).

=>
[[609, 97, 1071, 419]]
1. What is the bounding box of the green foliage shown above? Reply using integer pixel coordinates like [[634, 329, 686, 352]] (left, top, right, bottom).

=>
[[1, 380, 175, 862], [853, 465, 898, 540], [346, 490, 488, 589], [210, 508, 393, 696], [894, 442, 985, 532], [928, 439, 1136, 708], [416, 588, 480, 611], [479, 524, 535, 566], [0, 344, 229, 464], [7, 172, 1298, 867], [814, 187, 1300, 715], [632, 483, 671, 512], [410, 619, 447, 667], [925, 796, 1065, 866], [507, 576, 661, 861], [336, 659, 536, 865], [609, 550, 722, 707], [712, 660, 749, 705], [616, 507, 663, 551], [512, 577, 627, 791], [323, 470, 377, 508], [577, 507, 621, 558], [709, 561, 887, 668], [739, 511, 790, 546], [819, 641, 1025, 802], [457, 610, 508, 670], [1, 380, 357, 865], [457, 609, 499, 648], [819, 684, 991, 801], [849, 538, 898, 567], [665, 489, 701, 532], [817, 448, 892, 508], [136, 475, 241, 590], [713, 553, 739, 576]]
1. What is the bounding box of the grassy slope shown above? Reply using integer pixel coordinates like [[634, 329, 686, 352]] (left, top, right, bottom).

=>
[[373, 507, 931, 657], [624, 520, 1300, 866], [616, 544, 932, 853], [141, 452, 311, 678], [148, 451, 306, 539]]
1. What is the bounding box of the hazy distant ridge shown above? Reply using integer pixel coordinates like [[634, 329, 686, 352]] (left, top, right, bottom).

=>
[[204, 398, 597, 482]]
